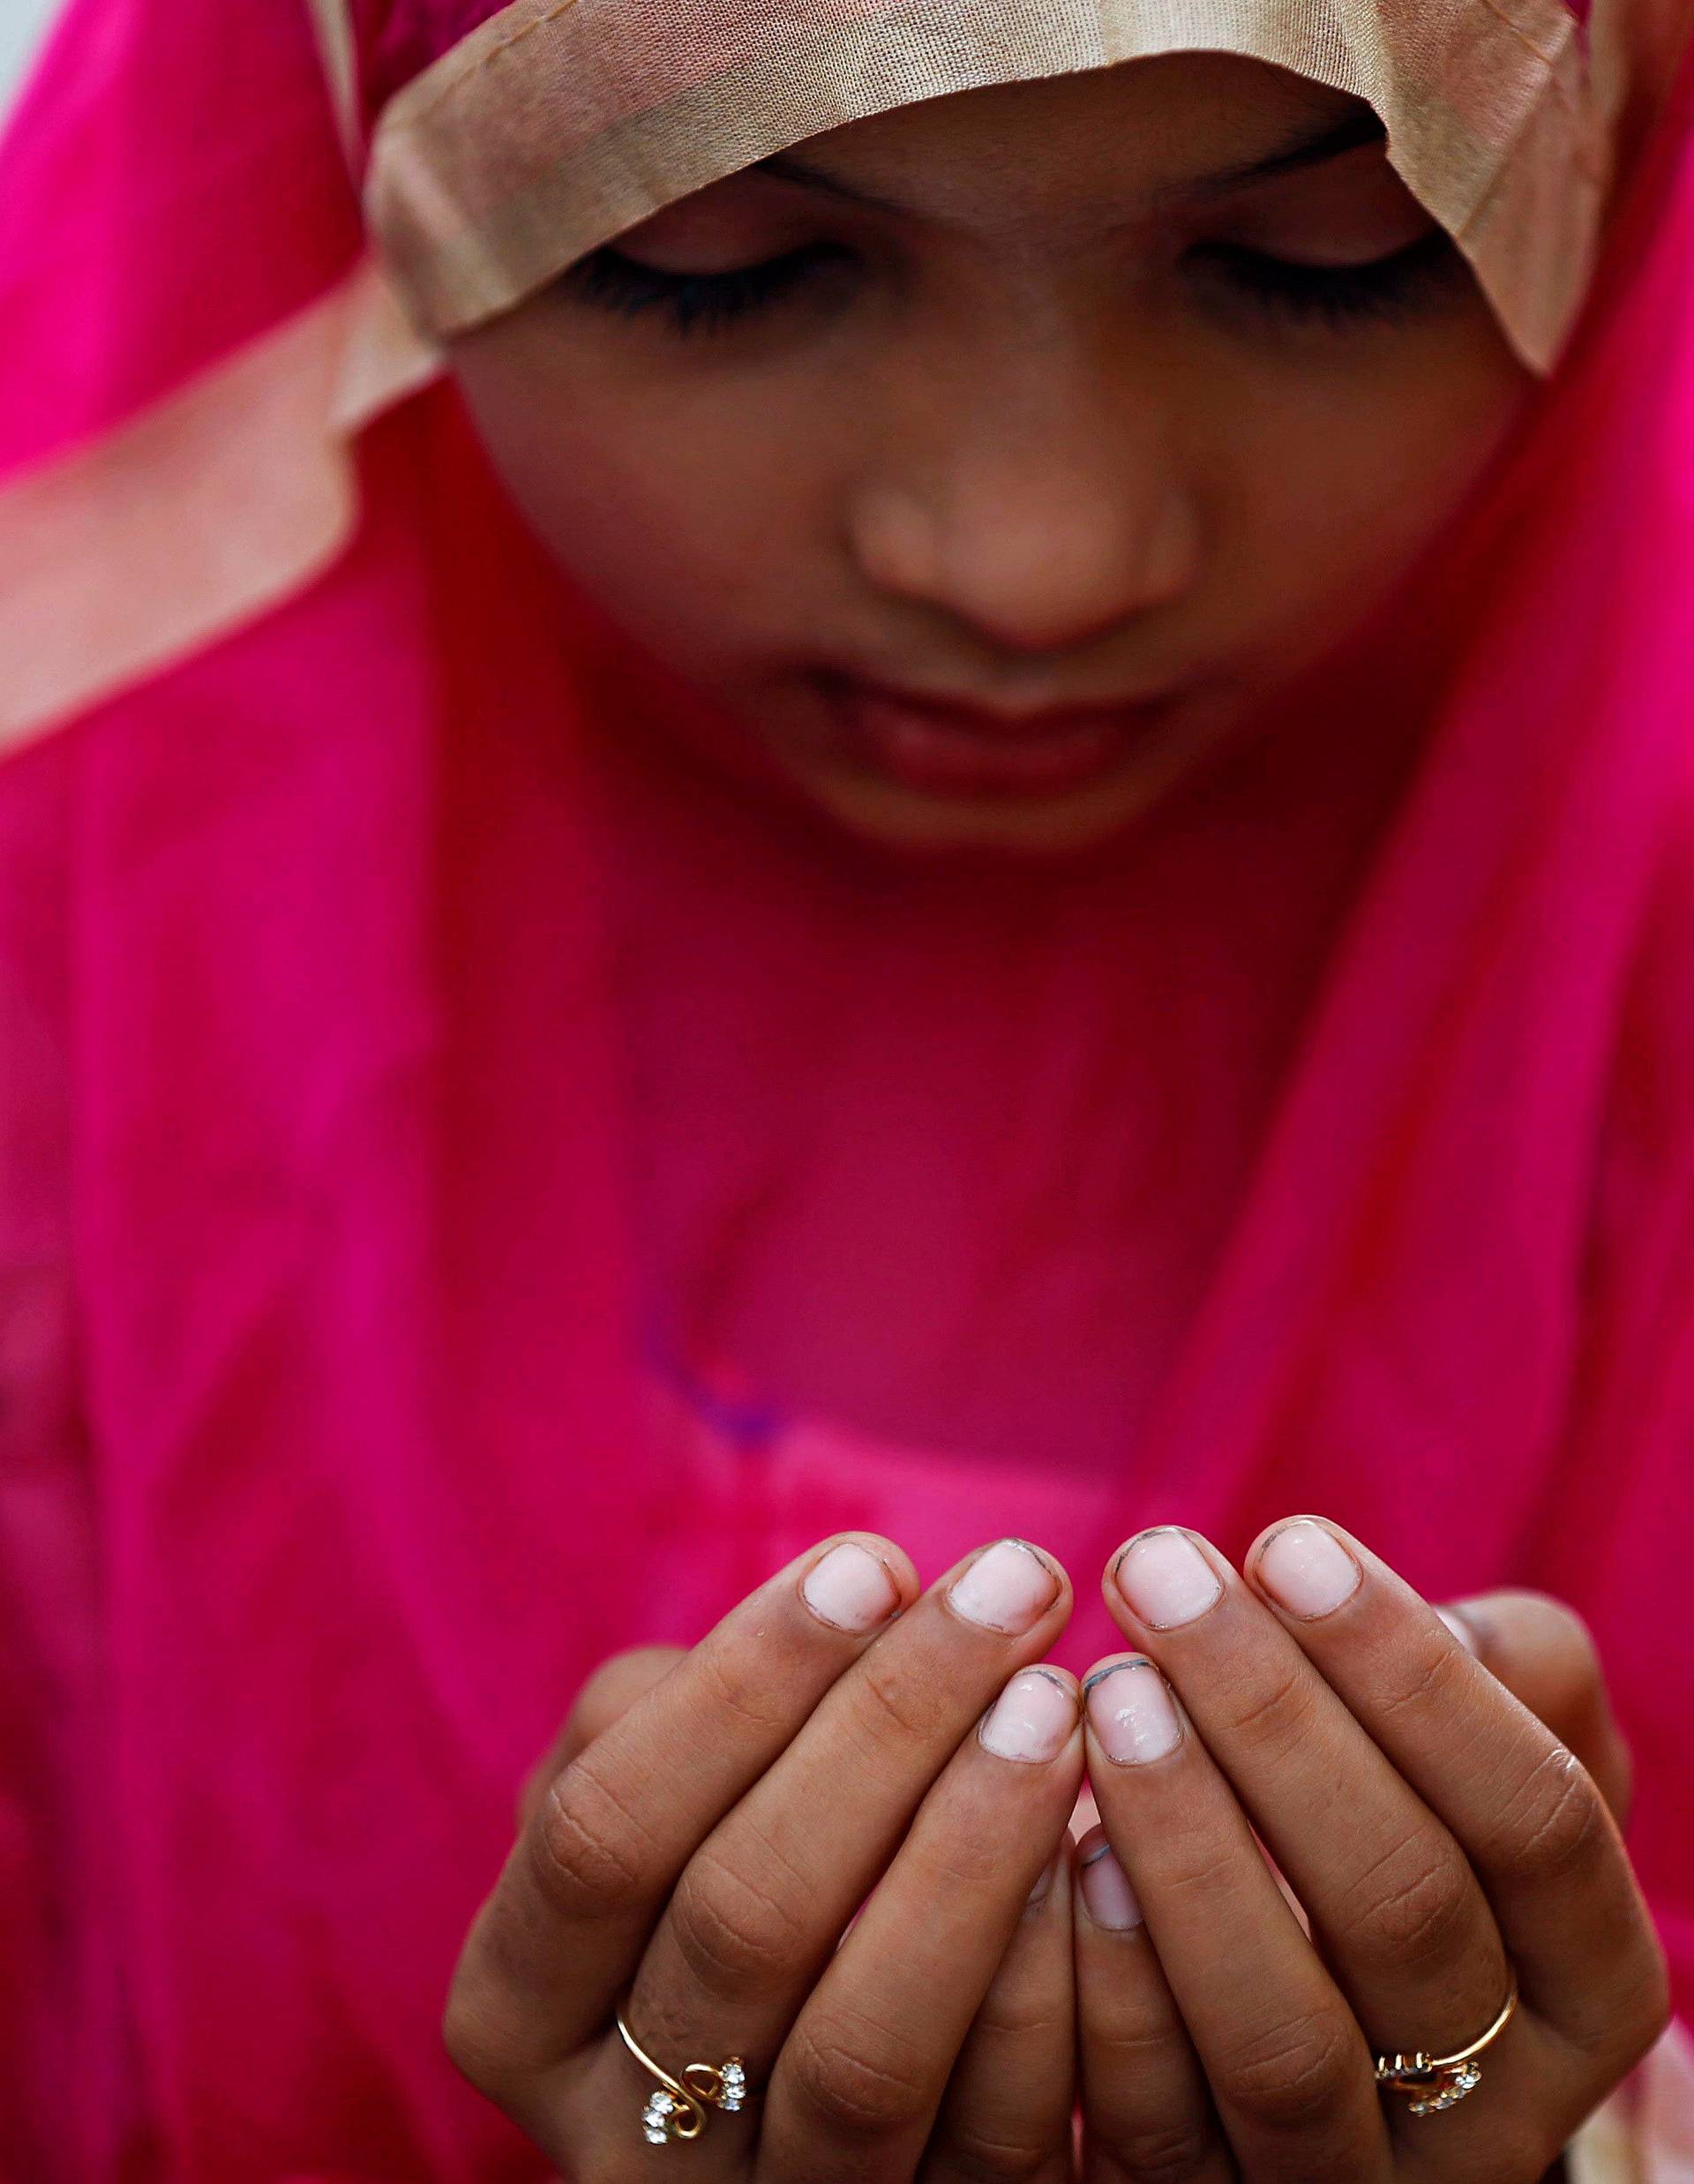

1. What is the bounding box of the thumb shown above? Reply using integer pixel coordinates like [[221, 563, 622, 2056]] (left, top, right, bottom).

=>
[[1439, 1590, 1633, 1825], [513, 1645, 687, 1833]]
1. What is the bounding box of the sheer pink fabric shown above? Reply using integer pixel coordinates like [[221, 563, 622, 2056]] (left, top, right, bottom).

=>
[[2, 2, 1693, 2179]]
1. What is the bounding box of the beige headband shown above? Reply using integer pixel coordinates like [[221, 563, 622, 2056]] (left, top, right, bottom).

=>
[[362, 0, 1615, 372]]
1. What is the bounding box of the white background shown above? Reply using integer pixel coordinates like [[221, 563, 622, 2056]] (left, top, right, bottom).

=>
[[1, 0, 67, 116]]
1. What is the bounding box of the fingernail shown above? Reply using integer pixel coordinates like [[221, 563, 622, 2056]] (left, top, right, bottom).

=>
[[1113, 1529, 1222, 1630], [1079, 1839, 1143, 1930], [948, 1539, 1060, 1634], [801, 1542, 901, 1632], [1256, 1520, 1362, 1620], [1084, 1660, 1183, 1765], [979, 1667, 1079, 1763], [1436, 1606, 1480, 1655]]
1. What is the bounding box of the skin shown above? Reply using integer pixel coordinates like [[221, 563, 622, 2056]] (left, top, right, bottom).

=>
[[1073, 1530, 1665, 2181], [442, 49, 1668, 2178], [445, 1535, 1087, 2177], [450, 53, 1535, 858], [443, 1528, 1668, 2178]]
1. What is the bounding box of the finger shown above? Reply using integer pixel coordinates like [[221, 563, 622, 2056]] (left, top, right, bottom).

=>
[[1102, 1527, 1510, 2090], [516, 1647, 686, 1830], [1082, 1650, 1390, 2184], [758, 1662, 1084, 2181], [1440, 1591, 1633, 1822], [924, 1835, 1078, 2184], [619, 1537, 1072, 2113], [1246, 1520, 1671, 2082], [445, 1532, 918, 2084], [1072, 1825, 1233, 2184]]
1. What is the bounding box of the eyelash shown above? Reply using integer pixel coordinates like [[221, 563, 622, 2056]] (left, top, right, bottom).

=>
[[1188, 229, 1459, 326], [565, 243, 843, 335], [563, 228, 1458, 339]]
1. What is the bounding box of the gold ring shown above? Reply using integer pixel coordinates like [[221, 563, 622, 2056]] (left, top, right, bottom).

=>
[[1375, 1970, 1519, 2116], [616, 2008, 749, 2147]]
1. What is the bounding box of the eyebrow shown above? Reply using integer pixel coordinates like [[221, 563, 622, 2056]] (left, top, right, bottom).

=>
[[751, 105, 1389, 220], [753, 150, 911, 216], [1176, 106, 1390, 201]]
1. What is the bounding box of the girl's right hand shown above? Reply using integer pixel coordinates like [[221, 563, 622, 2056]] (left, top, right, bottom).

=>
[[444, 1533, 1086, 2180]]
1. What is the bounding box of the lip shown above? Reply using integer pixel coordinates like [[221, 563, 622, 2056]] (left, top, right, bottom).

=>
[[839, 674, 1181, 728], [813, 671, 1186, 800]]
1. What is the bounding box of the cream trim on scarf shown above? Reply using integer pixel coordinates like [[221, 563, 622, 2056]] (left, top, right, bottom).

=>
[[0, 259, 438, 754], [304, 0, 364, 171], [364, 0, 1612, 372]]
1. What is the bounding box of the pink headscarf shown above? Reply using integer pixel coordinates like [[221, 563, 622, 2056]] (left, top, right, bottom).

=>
[[2, 1, 1692, 2177]]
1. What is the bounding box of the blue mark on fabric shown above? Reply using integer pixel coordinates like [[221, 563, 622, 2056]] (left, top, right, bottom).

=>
[[640, 1309, 785, 1452]]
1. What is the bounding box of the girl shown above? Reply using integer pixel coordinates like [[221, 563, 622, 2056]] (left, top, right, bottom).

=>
[[2, 0, 1690, 2175]]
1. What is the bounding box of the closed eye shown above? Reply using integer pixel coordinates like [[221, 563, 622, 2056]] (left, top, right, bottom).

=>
[[1188, 229, 1463, 327], [563, 223, 1464, 342], [562, 243, 847, 335]]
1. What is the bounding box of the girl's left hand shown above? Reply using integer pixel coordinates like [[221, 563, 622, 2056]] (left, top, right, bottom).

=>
[[1073, 1519, 1671, 2183]]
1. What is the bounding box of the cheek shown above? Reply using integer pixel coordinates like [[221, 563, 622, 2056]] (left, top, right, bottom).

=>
[[1213, 323, 1532, 662], [452, 329, 828, 670]]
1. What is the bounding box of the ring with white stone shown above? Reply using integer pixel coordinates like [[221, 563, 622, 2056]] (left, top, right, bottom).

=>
[[1374, 1970, 1518, 2118], [616, 2007, 750, 2147]]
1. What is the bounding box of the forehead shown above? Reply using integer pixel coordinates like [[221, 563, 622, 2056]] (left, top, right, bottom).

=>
[[766, 56, 1364, 229]]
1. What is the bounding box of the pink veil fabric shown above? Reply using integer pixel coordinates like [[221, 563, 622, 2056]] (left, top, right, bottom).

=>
[[3, 1, 1694, 2178]]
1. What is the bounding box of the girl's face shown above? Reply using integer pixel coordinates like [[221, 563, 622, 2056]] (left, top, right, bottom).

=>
[[451, 54, 1533, 856]]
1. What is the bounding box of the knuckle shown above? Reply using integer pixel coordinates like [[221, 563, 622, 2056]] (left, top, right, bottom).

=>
[[1630, 1933, 1675, 2055], [1220, 2009, 1360, 2133], [1498, 1747, 1608, 1888], [786, 2011, 933, 2138], [693, 1637, 795, 1740], [1533, 1899, 1670, 2077], [936, 2116, 1057, 2180], [1217, 1657, 1322, 1753], [668, 1843, 809, 1998], [1098, 2117, 1218, 2182], [851, 1654, 942, 1755], [1374, 1640, 1469, 1730], [528, 1754, 653, 1919], [910, 1820, 1016, 1899], [1090, 2017, 1197, 2078], [1596, 1925, 1674, 2071], [1343, 1834, 1476, 1973], [440, 1976, 524, 2098], [1155, 1838, 1243, 1910], [970, 1987, 1068, 2050]]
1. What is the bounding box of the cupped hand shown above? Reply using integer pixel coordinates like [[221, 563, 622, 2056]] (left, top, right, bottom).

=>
[[1072, 1519, 1670, 2182], [445, 1532, 1086, 2180]]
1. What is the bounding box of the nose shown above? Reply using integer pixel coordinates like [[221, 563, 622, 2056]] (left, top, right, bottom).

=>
[[843, 349, 1203, 654]]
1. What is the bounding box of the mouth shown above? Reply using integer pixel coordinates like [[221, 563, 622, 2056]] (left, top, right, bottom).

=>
[[811, 671, 1188, 801]]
